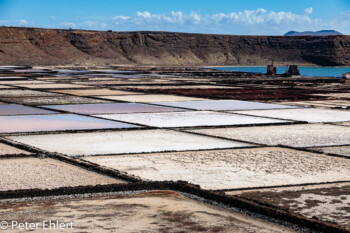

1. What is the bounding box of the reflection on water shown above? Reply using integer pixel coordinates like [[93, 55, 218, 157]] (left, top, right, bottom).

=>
[[0, 104, 57, 116], [42, 103, 185, 115]]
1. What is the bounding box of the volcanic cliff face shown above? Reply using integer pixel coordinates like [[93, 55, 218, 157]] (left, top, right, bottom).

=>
[[0, 27, 349, 66]]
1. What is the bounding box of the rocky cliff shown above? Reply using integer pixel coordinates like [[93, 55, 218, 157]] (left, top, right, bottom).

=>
[[0, 27, 349, 66]]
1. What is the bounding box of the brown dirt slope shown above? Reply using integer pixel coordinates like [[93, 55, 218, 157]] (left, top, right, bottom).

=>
[[0, 27, 349, 66]]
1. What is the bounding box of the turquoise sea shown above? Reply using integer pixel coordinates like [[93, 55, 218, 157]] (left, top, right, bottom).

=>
[[211, 66, 350, 78]]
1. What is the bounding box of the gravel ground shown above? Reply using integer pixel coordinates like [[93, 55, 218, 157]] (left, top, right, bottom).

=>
[[0, 157, 125, 191], [0, 143, 31, 156], [307, 145, 350, 157]]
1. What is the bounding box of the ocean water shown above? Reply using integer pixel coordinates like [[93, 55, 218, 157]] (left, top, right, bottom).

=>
[[211, 66, 350, 78]]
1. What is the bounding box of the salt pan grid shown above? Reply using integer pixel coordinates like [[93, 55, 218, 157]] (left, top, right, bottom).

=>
[[0, 104, 57, 116], [42, 103, 187, 115], [8, 129, 253, 156], [95, 111, 290, 128], [84, 147, 350, 190], [152, 100, 300, 111], [234, 108, 350, 123], [16, 83, 91, 89], [2, 95, 110, 105], [188, 124, 350, 147], [0, 114, 139, 133], [52, 89, 142, 96], [98, 94, 207, 102]]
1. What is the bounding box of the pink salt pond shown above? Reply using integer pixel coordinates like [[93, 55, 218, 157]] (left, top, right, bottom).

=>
[[0, 114, 139, 133], [0, 104, 57, 116], [42, 103, 186, 115]]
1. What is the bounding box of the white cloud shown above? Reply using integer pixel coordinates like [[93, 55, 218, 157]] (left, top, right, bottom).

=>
[[113, 16, 131, 25], [83, 20, 97, 27], [113, 16, 130, 21], [137, 11, 152, 19], [0, 19, 29, 26], [116, 9, 312, 26], [304, 7, 313, 15], [109, 9, 321, 34], [190, 11, 201, 25], [116, 11, 199, 26], [62, 22, 76, 29], [163, 11, 184, 24], [19, 19, 28, 25], [211, 8, 312, 25], [2, 8, 344, 35]]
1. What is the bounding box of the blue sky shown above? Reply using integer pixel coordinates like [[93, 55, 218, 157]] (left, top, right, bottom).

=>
[[0, 0, 349, 35]]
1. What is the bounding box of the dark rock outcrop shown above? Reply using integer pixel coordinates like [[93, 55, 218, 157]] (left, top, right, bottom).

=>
[[0, 27, 349, 66]]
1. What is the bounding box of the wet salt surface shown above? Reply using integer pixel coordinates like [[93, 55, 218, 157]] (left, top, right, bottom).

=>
[[0, 191, 296, 233], [0, 158, 124, 191], [0, 105, 57, 116], [234, 108, 350, 123], [98, 94, 207, 102], [52, 89, 143, 96], [8, 129, 252, 156], [42, 103, 187, 115], [152, 100, 300, 111], [16, 83, 91, 89], [84, 147, 350, 190], [95, 111, 290, 128], [188, 124, 350, 147], [0, 114, 138, 133], [11, 69, 53, 73]]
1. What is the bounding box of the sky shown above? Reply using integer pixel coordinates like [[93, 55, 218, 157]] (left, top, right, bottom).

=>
[[0, 0, 349, 35]]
